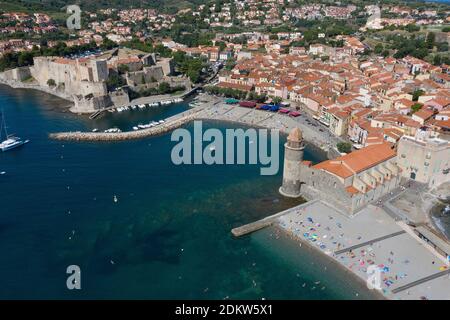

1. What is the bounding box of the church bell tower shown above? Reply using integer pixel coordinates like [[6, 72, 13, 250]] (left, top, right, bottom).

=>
[[279, 128, 304, 198]]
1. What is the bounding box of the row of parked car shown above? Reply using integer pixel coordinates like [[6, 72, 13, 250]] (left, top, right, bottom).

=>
[[235, 101, 301, 117]]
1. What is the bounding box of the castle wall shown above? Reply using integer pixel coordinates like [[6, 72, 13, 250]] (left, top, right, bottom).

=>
[[142, 53, 156, 66], [109, 88, 130, 107], [72, 94, 112, 113], [79, 81, 107, 97], [31, 57, 108, 98], [157, 58, 174, 76], [126, 66, 164, 86], [13, 66, 32, 81], [122, 61, 143, 73], [31, 57, 75, 87], [163, 76, 191, 89], [1, 66, 32, 81], [78, 62, 91, 82], [91, 60, 108, 82]]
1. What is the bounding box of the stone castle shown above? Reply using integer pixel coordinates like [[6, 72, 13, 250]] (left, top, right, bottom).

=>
[[280, 127, 402, 214], [31, 56, 110, 112], [1, 48, 192, 113]]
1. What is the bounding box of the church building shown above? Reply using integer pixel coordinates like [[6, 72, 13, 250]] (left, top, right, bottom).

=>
[[280, 128, 402, 214]]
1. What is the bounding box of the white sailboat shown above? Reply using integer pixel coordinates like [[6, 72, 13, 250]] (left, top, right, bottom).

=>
[[0, 111, 29, 152]]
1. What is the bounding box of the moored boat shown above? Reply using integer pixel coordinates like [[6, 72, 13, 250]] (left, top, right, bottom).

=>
[[0, 111, 29, 152], [0, 137, 29, 152]]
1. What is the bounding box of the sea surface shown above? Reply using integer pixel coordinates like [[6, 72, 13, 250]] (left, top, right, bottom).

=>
[[0, 85, 378, 299]]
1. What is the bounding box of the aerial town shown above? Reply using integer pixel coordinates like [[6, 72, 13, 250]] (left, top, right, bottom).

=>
[[0, 0, 449, 303]]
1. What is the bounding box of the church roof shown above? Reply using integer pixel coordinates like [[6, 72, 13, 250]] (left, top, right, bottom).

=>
[[313, 143, 396, 178]]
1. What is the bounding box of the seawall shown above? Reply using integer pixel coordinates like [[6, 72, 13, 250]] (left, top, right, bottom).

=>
[[0, 77, 73, 102], [49, 107, 205, 142]]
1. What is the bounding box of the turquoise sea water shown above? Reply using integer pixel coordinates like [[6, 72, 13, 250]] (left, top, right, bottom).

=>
[[0, 85, 377, 299]]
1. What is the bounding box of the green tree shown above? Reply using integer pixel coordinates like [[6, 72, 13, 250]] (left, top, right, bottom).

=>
[[47, 79, 56, 87], [158, 82, 171, 94], [118, 64, 129, 74], [411, 103, 423, 113], [216, 41, 227, 52], [412, 89, 424, 101], [426, 32, 435, 49], [225, 58, 236, 71], [405, 24, 420, 33], [337, 142, 352, 154], [374, 43, 384, 55], [436, 42, 448, 52], [433, 55, 442, 66], [272, 96, 282, 105], [106, 73, 125, 91], [100, 38, 117, 50], [303, 30, 318, 44]]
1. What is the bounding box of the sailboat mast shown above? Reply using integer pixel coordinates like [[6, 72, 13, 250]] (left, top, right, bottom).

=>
[[1, 111, 7, 139], [0, 111, 3, 140]]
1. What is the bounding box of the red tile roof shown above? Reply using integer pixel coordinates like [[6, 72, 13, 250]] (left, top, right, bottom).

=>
[[313, 143, 396, 179], [217, 82, 253, 91]]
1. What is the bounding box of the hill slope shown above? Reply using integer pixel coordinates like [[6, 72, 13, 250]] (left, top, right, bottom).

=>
[[0, 0, 204, 13]]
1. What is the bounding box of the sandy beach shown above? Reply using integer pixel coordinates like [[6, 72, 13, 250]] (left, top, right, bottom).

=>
[[276, 200, 450, 300], [195, 97, 344, 153]]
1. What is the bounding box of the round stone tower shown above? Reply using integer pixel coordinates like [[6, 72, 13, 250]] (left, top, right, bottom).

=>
[[279, 127, 304, 198]]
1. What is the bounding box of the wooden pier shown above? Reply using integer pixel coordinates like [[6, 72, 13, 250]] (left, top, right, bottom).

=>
[[89, 109, 105, 119], [86, 86, 200, 120]]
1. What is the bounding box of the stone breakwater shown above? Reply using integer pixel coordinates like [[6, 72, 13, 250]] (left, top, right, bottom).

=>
[[50, 108, 203, 142]]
